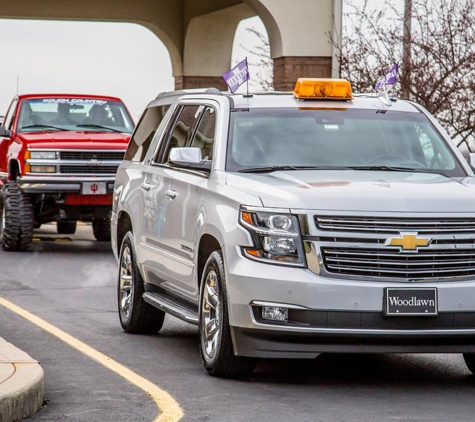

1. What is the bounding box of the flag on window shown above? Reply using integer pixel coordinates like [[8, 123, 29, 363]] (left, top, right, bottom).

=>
[[375, 63, 398, 91], [222, 59, 250, 93]]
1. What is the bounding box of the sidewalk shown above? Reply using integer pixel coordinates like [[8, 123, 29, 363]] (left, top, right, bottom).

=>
[[0, 337, 44, 421]]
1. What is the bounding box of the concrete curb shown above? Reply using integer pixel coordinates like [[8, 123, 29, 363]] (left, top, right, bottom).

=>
[[0, 338, 44, 422]]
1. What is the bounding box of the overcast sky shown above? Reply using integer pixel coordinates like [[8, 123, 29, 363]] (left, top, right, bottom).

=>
[[0, 17, 266, 121]]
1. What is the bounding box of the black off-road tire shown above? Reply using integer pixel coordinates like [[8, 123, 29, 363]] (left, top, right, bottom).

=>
[[199, 250, 256, 378], [118, 231, 165, 334], [1, 182, 34, 252], [93, 218, 111, 241], [57, 221, 77, 234]]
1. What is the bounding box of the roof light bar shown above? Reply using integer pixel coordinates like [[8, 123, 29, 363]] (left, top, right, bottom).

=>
[[293, 78, 353, 100]]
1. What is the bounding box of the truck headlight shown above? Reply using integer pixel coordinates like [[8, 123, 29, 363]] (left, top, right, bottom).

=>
[[29, 165, 56, 173], [239, 208, 305, 266], [29, 151, 58, 159]]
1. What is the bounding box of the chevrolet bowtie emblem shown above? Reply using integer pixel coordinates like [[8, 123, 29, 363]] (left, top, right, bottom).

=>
[[385, 232, 431, 252]]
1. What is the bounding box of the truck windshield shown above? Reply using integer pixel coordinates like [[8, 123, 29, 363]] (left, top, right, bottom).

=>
[[226, 108, 466, 177], [17, 98, 134, 134]]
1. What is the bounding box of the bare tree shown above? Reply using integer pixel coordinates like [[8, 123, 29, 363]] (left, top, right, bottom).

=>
[[332, 0, 475, 142], [239, 27, 274, 91]]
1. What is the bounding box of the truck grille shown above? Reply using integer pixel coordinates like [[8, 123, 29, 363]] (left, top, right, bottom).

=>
[[60, 151, 124, 160], [313, 214, 475, 279], [59, 165, 119, 174]]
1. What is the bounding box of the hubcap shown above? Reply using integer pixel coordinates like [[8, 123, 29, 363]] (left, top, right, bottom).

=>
[[0, 198, 5, 241], [201, 269, 221, 360], [119, 245, 133, 321]]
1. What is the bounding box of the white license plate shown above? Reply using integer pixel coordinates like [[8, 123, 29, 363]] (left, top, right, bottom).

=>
[[385, 288, 438, 316], [82, 182, 106, 195]]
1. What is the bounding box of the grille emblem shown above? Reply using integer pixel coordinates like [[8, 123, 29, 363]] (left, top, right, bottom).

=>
[[385, 232, 431, 252]]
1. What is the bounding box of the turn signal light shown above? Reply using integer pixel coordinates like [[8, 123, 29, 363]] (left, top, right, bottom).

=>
[[293, 78, 353, 100]]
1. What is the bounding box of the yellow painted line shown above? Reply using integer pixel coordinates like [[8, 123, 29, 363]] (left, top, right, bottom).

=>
[[0, 297, 184, 422]]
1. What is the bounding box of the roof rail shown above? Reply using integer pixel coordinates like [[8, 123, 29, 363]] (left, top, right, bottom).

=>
[[155, 87, 224, 100]]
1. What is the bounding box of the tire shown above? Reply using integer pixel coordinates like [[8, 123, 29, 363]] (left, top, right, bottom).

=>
[[1, 182, 34, 251], [93, 218, 111, 241], [199, 250, 256, 378], [463, 353, 475, 375], [57, 221, 77, 234], [118, 231, 165, 334]]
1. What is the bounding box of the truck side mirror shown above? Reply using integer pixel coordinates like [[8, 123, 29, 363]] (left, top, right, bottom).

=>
[[0, 126, 11, 137]]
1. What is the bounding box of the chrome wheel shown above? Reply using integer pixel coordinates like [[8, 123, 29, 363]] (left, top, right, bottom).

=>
[[0, 197, 5, 242], [119, 244, 133, 321], [201, 269, 222, 361]]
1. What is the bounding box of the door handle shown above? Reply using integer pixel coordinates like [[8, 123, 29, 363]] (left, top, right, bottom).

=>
[[165, 190, 178, 199], [141, 183, 151, 191]]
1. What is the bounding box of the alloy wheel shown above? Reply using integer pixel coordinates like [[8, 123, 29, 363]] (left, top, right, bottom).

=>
[[201, 269, 222, 360]]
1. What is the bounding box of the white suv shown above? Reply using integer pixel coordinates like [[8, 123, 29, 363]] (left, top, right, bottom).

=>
[[112, 79, 475, 377]]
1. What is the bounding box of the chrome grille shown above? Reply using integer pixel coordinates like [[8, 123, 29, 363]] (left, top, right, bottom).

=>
[[60, 151, 124, 160], [321, 247, 475, 278], [60, 165, 119, 174], [312, 214, 475, 279], [314, 215, 475, 234]]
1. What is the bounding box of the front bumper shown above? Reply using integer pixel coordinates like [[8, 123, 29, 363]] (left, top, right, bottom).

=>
[[224, 245, 475, 358], [17, 176, 115, 194]]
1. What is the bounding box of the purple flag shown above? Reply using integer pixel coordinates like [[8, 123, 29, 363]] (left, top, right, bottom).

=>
[[375, 63, 398, 91], [222, 59, 250, 93]]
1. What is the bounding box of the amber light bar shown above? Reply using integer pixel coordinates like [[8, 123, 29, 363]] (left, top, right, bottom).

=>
[[293, 78, 353, 100]]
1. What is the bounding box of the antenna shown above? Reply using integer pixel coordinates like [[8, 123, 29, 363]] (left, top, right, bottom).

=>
[[16, 76, 19, 95]]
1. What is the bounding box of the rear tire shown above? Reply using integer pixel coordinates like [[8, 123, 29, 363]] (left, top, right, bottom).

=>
[[1, 182, 34, 251], [57, 221, 77, 234], [118, 231, 165, 334], [199, 250, 256, 378], [93, 218, 110, 241], [463, 353, 475, 375]]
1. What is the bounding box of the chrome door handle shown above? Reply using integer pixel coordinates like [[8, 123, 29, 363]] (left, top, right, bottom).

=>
[[141, 183, 151, 191], [165, 190, 177, 199]]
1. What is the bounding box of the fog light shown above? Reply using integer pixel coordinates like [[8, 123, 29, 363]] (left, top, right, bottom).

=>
[[30, 165, 56, 173], [262, 306, 288, 321]]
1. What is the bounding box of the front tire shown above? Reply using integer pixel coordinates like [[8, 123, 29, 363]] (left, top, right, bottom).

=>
[[93, 218, 110, 241], [1, 182, 34, 251], [199, 250, 256, 377], [118, 231, 165, 334]]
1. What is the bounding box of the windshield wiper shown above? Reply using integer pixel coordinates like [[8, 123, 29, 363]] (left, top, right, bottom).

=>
[[348, 165, 416, 172], [21, 124, 71, 131], [76, 124, 123, 133], [237, 165, 353, 173]]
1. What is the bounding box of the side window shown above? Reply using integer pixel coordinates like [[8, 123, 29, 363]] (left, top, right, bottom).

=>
[[161, 105, 200, 163], [190, 107, 216, 160], [124, 105, 170, 162]]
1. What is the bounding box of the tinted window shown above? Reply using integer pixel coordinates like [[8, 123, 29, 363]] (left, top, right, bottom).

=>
[[161, 105, 200, 163], [190, 107, 216, 160], [124, 105, 170, 162]]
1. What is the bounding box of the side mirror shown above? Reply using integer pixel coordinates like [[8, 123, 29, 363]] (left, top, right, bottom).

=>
[[169, 147, 212, 171], [0, 126, 11, 137]]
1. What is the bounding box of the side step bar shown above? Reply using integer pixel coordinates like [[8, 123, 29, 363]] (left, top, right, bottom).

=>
[[143, 292, 199, 325]]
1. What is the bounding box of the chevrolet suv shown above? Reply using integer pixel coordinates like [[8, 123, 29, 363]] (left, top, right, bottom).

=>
[[112, 79, 475, 377]]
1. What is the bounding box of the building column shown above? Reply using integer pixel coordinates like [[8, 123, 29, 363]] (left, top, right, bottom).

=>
[[273, 56, 332, 91]]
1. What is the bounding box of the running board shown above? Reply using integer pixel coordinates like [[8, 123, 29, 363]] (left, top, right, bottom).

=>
[[143, 292, 199, 325]]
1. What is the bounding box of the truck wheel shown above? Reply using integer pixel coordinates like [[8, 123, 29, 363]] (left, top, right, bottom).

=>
[[1, 182, 34, 251], [118, 231, 165, 334], [93, 218, 110, 241], [199, 250, 256, 378], [463, 353, 475, 375], [57, 221, 77, 234]]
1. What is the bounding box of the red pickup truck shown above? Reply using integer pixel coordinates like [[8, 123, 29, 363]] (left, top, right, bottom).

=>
[[0, 94, 134, 251]]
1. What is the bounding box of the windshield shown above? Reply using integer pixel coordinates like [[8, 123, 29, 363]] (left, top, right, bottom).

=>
[[226, 107, 465, 177], [17, 98, 135, 134]]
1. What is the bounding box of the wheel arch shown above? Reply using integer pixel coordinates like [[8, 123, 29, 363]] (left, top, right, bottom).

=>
[[197, 234, 221, 291], [8, 159, 20, 180], [117, 210, 133, 256]]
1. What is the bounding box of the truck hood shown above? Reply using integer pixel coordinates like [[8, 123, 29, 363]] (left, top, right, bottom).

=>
[[225, 170, 475, 213], [18, 131, 130, 150]]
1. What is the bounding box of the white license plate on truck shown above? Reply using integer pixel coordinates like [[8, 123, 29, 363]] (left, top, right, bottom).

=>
[[82, 182, 106, 195]]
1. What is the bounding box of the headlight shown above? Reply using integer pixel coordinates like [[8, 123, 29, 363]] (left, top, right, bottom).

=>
[[29, 151, 57, 159], [239, 208, 305, 266], [29, 165, 56, 173]]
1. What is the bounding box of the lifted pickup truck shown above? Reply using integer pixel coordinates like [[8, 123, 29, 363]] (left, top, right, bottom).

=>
[[0, 94, 134, 251]]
